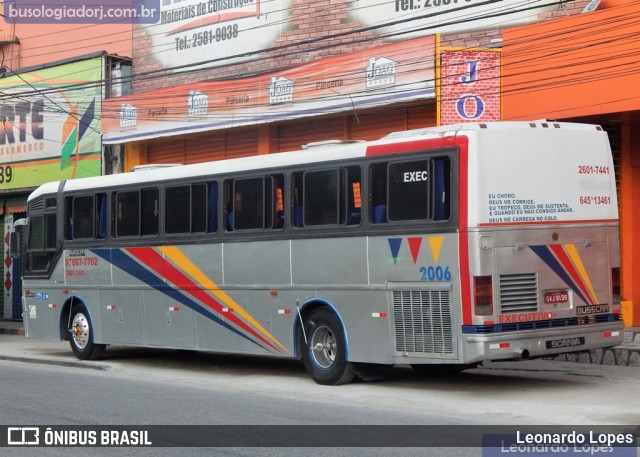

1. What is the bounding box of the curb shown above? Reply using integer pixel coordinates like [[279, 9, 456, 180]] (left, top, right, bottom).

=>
[[545, 329, 640, 367], [549, 346, 640, 367], [0, 326, 25, 337], [0, 355, 112, 371]]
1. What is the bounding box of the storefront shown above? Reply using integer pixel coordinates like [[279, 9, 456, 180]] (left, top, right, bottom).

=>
[[502, 0, 640, 326], [0, 54, 105, 319], [103, 0, 564, 166]]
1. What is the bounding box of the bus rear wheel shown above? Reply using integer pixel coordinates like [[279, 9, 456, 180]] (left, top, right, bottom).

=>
[[68, 305, 105, 360], [302, 308, 356, 385]]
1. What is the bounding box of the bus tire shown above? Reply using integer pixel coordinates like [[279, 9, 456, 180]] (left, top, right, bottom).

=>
[[302, 308, 356, 385], [68, 304, 105, 360]]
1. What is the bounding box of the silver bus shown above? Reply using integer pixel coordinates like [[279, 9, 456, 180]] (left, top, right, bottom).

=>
[[15, 121, 624, 384]]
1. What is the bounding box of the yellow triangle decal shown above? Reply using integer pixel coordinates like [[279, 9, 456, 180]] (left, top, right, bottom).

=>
[[428, 236, 444, 264]]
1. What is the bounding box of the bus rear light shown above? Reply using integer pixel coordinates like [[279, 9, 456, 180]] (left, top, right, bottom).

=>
[[603, 331, 620, 338], [473, 275, 493, 316], [611, 267, 621, 304]]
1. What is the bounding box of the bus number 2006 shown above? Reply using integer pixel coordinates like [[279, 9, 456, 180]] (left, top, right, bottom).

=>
[[419, 266, 452, 282]]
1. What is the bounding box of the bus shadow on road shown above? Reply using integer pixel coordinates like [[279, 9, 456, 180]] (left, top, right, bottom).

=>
[[101, 345, 308, 378], [381, 359, 601, 392], [89, 345, 597, 390]]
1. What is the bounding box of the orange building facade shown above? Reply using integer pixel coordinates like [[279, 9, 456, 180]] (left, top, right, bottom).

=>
[[0, 21, 132, 70], [502, 0, 640, 326]]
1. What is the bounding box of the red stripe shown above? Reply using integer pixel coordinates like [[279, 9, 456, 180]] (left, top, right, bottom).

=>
[[454, 136, 472, 325], [366, 137, 448, 156], [126, 247, 280, 352], [549, 245, 593, 305], [479, 219, 618, 227]]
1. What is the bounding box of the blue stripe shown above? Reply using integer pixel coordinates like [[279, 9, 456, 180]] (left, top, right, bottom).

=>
[[92, 249, 262, 348], [529, 245, 589, 305]]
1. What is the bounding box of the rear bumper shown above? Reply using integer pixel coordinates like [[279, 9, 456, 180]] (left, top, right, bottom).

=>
[[461, 321, 624, 363]]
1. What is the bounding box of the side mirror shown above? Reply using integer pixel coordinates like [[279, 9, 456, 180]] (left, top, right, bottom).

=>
[[10, 218, 27, 259], [9, 230, 20, 259]]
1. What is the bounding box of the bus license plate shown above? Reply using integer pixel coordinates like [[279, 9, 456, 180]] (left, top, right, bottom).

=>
[[544, 290, 569, 305], [546, 337, 585, 349]]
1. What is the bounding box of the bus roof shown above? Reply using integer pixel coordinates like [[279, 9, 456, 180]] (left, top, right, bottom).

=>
[[28, 121, 605, 201]]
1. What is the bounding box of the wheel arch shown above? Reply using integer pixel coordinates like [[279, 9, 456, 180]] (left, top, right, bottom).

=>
[[293, 298, 349, 360]]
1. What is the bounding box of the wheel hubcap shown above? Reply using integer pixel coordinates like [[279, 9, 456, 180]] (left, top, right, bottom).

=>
[[310, 325, 337, 369], [70, 313, 90, 349]]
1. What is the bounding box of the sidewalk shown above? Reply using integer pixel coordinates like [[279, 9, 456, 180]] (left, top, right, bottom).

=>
[[1, 319, 639, 368]]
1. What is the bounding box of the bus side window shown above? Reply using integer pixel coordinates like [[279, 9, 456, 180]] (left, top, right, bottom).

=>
[[270, 174, 285, 229], [304, 169, 339, 226], [433, 158, 451, 221], [165, 185, 191, 234], [72, 195, 95, 239], [207, 182, 218, 233], [26, 212, 57, 272], [226, 177, 265, 231], [64, 197, 73, 240], [224, 180, 234, 231], [114, 191, 139, 237], [141, 188, 159, 236], [292, 172, 303, 227], [370, 162, 388, 224], [344, 166, 361, 225], [388, 159, 430, 221], [192, 184, 207, 233], [97, 193, 108, 239]]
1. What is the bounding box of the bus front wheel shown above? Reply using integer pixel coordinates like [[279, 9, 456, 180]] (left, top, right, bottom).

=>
[[302, 308, 356, 385], [68, 305, 106, 360]]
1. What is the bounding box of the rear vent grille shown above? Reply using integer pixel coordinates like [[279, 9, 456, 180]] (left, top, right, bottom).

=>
[[393, 290, 453, 354], [499, 273, 539, 313]]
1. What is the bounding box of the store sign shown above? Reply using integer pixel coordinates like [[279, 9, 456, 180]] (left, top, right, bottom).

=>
[[351, 0, 560, 40], [119, 104, 139, 128], [148, 0, 279, 71], [0, 58, 102, 189], [365, 57, 396, 89], [439, 49, 501, 124], [143, 0, 560, 72], [103, 36, 436, 144], [268, 77, 294, 105], [188, 91, 209, 117]]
